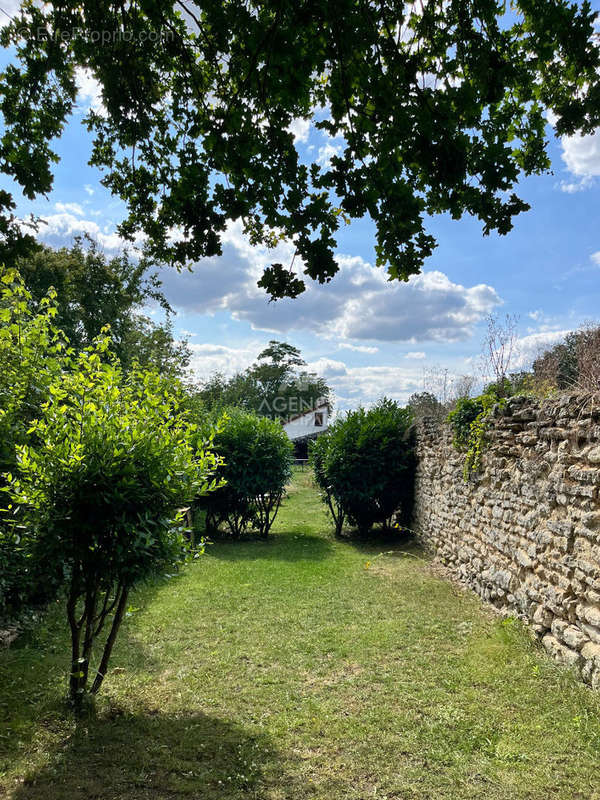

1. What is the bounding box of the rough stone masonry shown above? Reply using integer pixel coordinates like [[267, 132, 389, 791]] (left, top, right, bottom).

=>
[[413, 393, 600, 686]]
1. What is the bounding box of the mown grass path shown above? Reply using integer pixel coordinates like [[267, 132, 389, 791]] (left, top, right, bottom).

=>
[[2, 469, 600, 799]]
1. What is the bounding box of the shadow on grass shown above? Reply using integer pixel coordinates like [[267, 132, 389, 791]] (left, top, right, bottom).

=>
[[0, 592, 164, 777], [10, 709, 280, 800], [338, 529, 426, 559], [205, 532, 334, 563]]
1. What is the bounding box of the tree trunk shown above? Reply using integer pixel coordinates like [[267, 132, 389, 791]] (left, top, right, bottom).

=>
[[90, 586, 129, 695], [67, 576, 84, 707], [80, 583, 98, 689]]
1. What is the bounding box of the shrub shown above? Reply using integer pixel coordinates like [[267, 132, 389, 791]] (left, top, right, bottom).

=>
[[311, 399, 414, 536], [0, 268, 67, 617], [197, 409, 294, 537], [532, 324, 600, 393], [310, 432, 345, 536], [3, 336, 221, 706]]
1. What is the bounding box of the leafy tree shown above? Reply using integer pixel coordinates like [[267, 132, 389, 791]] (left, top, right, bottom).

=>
[[16, 238, 192, 378], [119, 313, 191, 377], [3, 336, 222, 706], [0, 268, 66, 478], [311, 399, 414, 536], [195, 371, 264, 416], [197, 408, 293, 537], [197, 341, 331, 419], [0, 268, 68, 615], [252, 341, 305, 406], [533, 334, 578, 390], [2, 2, 599, 297], [407, 391, 445, 422], [250, 341, 330, 418], [532, 324, 600, 392]]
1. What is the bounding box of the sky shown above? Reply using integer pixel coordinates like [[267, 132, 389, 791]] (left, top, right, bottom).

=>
[[1, 4, 600, 412]]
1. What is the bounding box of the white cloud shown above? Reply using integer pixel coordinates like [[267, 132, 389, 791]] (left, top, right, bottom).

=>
[[0, 1, 21, 26], [305, 359, 425, 411], [405, 351, 426, 359], [316, 142, 342, 167], [84, 184, 95, 196], [188, 342, 266, 380], [36, 211, 143, 251], [591, 252, 600, 266], [34, 211, 501, 347], [548, 107, 600, 189], [54, 201, 85, 216], [338, 343, 379, 354], [288, 118, 311, 143], [332, 266, 500, 343], [75, 68, 105, 114], [560, 130, 600, 178], [308, 357, 349, 378], [158, 225, 502, 344], [510, 329, 573, 370], [558, 176, 594, 193]]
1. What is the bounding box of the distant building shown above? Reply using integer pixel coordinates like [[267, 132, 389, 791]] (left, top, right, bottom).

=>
[[282, 401, 329, 458]]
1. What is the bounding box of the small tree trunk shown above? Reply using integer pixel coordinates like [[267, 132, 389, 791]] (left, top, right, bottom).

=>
[[80, 583, 98, 689], [326, 495, 345, 537], [67, 577, 84, 707], [90, 586, 129, 695]]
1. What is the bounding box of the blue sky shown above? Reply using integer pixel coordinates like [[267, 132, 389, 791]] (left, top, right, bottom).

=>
[[2, 5, 600, 410]]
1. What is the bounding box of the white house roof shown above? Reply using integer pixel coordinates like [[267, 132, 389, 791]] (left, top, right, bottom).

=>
[[284, 401, 329, 424]]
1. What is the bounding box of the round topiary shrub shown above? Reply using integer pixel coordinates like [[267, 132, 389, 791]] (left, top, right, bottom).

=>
[[198, 409, 294, 537], [311, 398, 414, 536]]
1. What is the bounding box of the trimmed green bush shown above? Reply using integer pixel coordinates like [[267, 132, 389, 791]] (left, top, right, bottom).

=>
[[311, 398, 414, 536], [197, 409, 294, 537]]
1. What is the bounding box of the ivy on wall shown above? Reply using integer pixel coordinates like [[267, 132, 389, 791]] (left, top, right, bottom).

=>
[[447, 391, 505, 480]]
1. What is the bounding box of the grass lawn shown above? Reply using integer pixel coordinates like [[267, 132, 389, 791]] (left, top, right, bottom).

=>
[[2, 468, 600, 799]]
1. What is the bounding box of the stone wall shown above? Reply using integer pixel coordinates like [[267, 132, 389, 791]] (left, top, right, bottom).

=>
[[413, 393, 600, 685]]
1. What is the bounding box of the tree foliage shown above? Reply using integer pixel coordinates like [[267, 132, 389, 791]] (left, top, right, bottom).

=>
[[197, 340, 331, 419], [533, 324, 600, 392], [2, 1, 599, 296], [0, 268, 67, 614], [406, 391, 445, 422], [0, 267, 221, 704], [196, 408, 293, 538], [3, 334, 222, 704], [446, 395, 487, 449], [0, 269, 67, 476], [16, 238, 192, 378], [311, 398, 414, 536]]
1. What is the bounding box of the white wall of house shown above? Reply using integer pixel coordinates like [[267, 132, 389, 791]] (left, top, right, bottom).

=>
[[282, 404, 329, 441]]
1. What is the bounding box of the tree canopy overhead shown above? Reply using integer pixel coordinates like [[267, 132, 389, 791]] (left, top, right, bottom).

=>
[[1, 1, 599, 297]]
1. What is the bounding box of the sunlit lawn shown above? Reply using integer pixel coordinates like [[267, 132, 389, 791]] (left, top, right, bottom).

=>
[[1, 468, 600, 799]]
